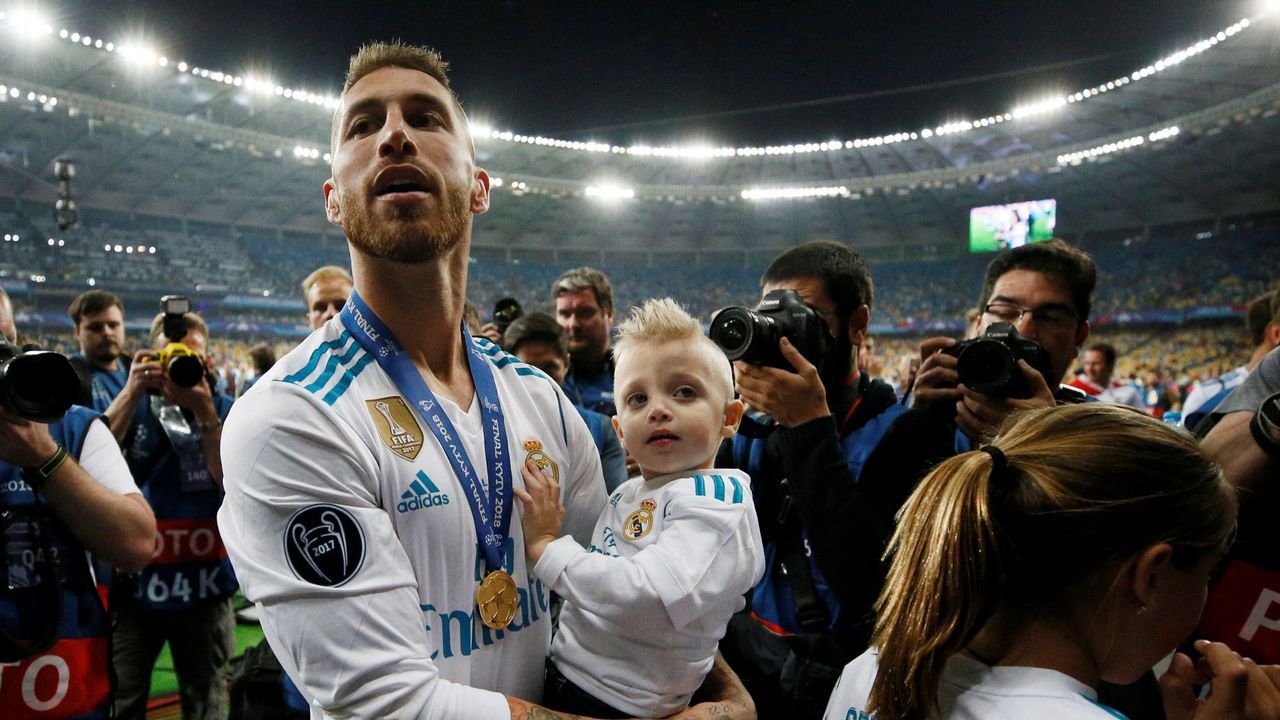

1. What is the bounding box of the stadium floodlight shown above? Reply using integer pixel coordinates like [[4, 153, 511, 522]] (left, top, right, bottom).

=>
[[741, 186, 850, 200], [5, 8, 53, 40], [243, 75, 277, 94], [117, 42, 159, 67], [1012, 96, 1068, 120], [584, 184, 635, 200]]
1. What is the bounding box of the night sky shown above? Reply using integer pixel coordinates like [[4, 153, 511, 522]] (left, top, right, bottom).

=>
[[47, 1, 1256, 145]]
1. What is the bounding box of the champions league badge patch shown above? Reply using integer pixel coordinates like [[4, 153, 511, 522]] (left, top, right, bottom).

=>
[[623, 499, 657, 541], [366, 396, 424, 461], [523, 439, 559, 483], [284, 505, 366, 587]]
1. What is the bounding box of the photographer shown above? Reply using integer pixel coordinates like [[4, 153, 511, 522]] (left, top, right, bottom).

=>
[[0, 288, 155, 719], [865, 240, 1094, 482], [714, 241, 907, 718], [112, 308, 237, 720], [853, 241, 1178, 717]]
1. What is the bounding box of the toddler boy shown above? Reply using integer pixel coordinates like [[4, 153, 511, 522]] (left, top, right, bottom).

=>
[[517, 298, 765, 718]]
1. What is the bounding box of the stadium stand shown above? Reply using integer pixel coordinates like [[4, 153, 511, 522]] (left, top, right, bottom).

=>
[[1, 6, 1278, 718]]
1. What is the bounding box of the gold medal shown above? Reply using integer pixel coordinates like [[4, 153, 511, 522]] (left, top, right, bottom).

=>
[[476, 570, 519, 630]]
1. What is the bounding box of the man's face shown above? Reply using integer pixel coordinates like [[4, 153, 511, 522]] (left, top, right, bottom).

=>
[[612, 339, 737, 480], [75, 305, 126, 365], [155, 330, 207, 355], [978, 269, 1090, 385], [1082, 349, 1111, 385], [512, 340, 568, 386], [324, 66, 489, 264], [555, 289, 613, 359], [306, 278, 353, 330]]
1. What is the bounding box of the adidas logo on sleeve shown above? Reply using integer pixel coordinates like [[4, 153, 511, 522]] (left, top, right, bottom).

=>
[[397, 470, 451, 513]]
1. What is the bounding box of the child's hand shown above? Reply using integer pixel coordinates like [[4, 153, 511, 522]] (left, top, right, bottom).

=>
[[514, 459, 564, 564]]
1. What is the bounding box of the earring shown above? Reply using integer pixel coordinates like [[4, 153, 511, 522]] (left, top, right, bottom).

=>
[[1137, 605, 1149, 615]]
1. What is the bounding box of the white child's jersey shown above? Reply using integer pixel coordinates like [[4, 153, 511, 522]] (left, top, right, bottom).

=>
[[218, 323, 607, 719], [536, 468, 765, 717], [825, 649, 1129, 720]]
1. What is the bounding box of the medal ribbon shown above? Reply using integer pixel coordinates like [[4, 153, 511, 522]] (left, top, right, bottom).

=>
[[339, 290, 512, 573]]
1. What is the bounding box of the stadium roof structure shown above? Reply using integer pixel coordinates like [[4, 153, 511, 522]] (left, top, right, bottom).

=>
[[0, 9, 1278, 257]]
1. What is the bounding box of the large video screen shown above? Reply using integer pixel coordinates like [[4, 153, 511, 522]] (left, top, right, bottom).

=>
[[969, 199, 1056, 253]]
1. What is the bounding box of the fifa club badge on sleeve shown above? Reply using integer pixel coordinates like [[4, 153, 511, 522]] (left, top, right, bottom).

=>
[[476, 569, 519, 630], [284, 505, 366, 587], [523, 439, 559, 483], [623, 499, 657, 541], [366, 396, 424, 461]]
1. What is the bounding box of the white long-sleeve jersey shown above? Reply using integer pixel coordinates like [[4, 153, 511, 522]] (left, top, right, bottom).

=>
[[218, 325, 606, 719], [824, 650, 1128, 720], [535, 468, 765, 717]]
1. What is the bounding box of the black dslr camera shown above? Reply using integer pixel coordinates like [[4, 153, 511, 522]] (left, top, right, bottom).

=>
[[943, 322, 1056, 399], [0, 339, 80, 422], [151, 296, 205, 389], [708, 289, 833, 370], [492, 298, 523, 336]]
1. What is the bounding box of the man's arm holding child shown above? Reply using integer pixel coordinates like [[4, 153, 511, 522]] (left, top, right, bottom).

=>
[[508, 655, 756, 720]]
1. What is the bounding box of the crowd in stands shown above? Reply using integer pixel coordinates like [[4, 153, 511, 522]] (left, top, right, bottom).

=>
[[5, 38, 1280, 720], [2, 203, 1278, 334], [7, 214, 1271, 415]]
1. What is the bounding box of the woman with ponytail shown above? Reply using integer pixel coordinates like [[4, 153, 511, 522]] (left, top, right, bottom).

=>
[[825, 403, 1278, 719]]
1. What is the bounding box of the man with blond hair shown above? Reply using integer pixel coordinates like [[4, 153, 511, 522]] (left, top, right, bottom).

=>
[[302, 265, 354, 330], [218, 42, 753, 719]]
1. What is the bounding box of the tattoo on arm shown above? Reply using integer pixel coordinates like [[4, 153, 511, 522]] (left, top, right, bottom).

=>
[[507, 697, 583, 720]]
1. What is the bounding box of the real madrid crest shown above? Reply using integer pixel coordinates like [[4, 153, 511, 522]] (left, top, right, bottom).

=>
[[523, 439, 559, 483], [623, 499, 656, 541], [365, 396, 424, 461]]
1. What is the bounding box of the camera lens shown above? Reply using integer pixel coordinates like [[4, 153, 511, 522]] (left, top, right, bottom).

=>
[[168, 355, 205, 388], [719, 318, 749, 350], [0, 351, 79, 423], [956, 340, 1015, 395], [709, 309, 757, 360]]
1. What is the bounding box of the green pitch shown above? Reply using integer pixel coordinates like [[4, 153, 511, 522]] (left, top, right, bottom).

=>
[[969, 208, 1056, 252]]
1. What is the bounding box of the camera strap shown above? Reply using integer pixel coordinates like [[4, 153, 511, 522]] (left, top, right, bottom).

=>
[[775, 376, 868, 635], [776, 520, 832, 633], [150, 397, 215, 493]]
